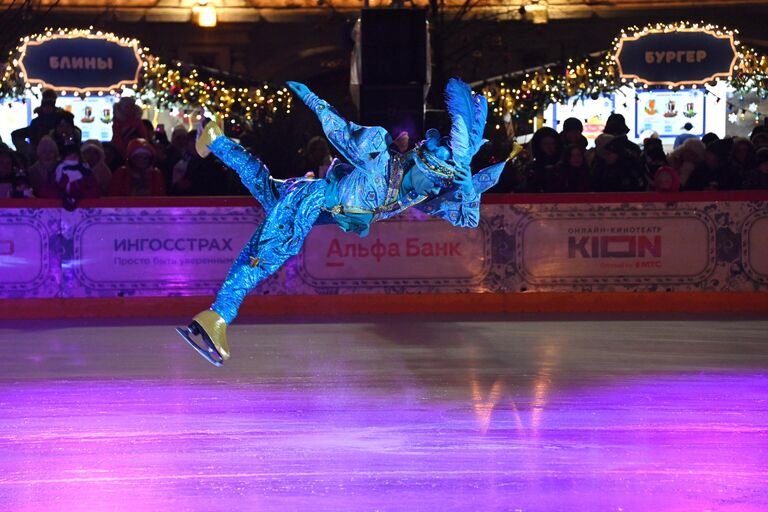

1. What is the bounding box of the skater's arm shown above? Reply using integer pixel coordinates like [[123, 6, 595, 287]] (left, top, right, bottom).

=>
[[415, 184, 480, 228], [414, 159, 506, 227], [287, 81, 390, 173]]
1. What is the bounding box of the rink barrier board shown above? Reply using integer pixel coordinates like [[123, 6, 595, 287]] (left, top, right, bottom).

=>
[[0, 190, 764, 208], [2, 292, 768, 319], [1, 191, 768, 306]]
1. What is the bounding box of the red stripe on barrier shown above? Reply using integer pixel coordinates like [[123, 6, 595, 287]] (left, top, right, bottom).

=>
[[1, 292, 766, 320]]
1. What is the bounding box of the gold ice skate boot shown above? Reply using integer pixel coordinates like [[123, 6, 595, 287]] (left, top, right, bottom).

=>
[[195, 119, 224, 158], [176, 309, 230, 366]]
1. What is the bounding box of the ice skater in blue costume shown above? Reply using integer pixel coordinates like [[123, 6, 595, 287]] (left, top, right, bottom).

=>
[[177, 79, 509, 366]]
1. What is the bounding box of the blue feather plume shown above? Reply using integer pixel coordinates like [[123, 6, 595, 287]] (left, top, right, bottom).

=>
[[444, 78, 488, 170]]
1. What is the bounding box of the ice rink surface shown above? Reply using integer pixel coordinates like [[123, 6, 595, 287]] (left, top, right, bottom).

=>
[[1, 315, 767, 511]]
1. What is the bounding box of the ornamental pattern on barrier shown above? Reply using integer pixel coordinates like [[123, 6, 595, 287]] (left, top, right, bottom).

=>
[[701, 199, 765, 292], [741, 208, 768, 285], [0, 209, 59, 297]]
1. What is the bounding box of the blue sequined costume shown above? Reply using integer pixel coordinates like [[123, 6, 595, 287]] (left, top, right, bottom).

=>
[[208, 83, 504, 324]]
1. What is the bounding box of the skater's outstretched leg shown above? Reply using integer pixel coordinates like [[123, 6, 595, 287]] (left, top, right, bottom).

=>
[[198, 121, 286, 213], [177, 179, 327, 366]]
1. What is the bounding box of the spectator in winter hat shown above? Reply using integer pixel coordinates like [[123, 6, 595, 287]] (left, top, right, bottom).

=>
[[523, 126, 563, 192], [560, 117, 587, 149], [674, 122, 698, 149], [28, 135, 61, 198], [602, 112, 641, 157], [54, 142, 101, 209], [727, 137, 755, 189], [591, 135, 646, 192], [743, 146, 768, 189], [553, 144, 591, 192], [81, 140, 113, 195], [111, 97, 150, 157], [701, 132, 720, 147], [157, 125, 190, 191], [109, 138, 166, 196], [653, 165, 681, 192], [669, 138, 709, 190], [50, 115, 82, 157], [703, 137, 734, 191], [603, 113, 629, 136], [640, 140, 668, 189], [750, 131, 768, 150], [102, 141, 124, 172], [10, 89, 76, 160]]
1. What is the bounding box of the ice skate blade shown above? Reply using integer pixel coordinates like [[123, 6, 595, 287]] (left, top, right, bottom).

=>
[[176, 326, 224, 367]]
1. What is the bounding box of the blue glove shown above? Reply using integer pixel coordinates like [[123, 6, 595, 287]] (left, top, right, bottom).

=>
[[453, 166, 476, 195], [286, 81, 311, 101]]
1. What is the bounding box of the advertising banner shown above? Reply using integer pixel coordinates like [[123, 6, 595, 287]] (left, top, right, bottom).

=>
[[300, 216, 490, 288], [516, 209, 715, 285], [0, 197, 766, 298], [61, 207, 263, 297]]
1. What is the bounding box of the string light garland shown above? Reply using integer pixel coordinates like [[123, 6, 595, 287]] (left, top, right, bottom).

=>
[[0, 27, 293, 123], [479, 21, 768, 131], [3, 25, 767, 131]]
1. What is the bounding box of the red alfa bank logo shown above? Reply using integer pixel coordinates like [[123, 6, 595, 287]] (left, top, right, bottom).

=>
[[568, 235, 662, 261], [0, 240, 14, 256]]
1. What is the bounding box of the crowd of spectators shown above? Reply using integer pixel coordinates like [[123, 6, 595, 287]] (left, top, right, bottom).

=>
[[1, 90, 767, 205], [0, 89, 246, 206], [490, 113, 768, 193]]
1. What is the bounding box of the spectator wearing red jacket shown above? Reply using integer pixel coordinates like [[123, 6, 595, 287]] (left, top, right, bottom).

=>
[[109, 138, 166, 196]]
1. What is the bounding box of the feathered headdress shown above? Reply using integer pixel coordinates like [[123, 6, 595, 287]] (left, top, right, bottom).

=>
[[445, 78, 488, 171], [414, 79, 488, 187]]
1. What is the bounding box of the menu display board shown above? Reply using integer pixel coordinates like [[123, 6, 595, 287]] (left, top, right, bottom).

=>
[[635, 89, 706, 139], [548, 95, 616, 146], [0, 94, 117, 144], [57, 96, 117, 142]]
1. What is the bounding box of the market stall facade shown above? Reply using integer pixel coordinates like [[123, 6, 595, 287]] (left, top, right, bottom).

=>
[[479, 22, 768, 147]]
